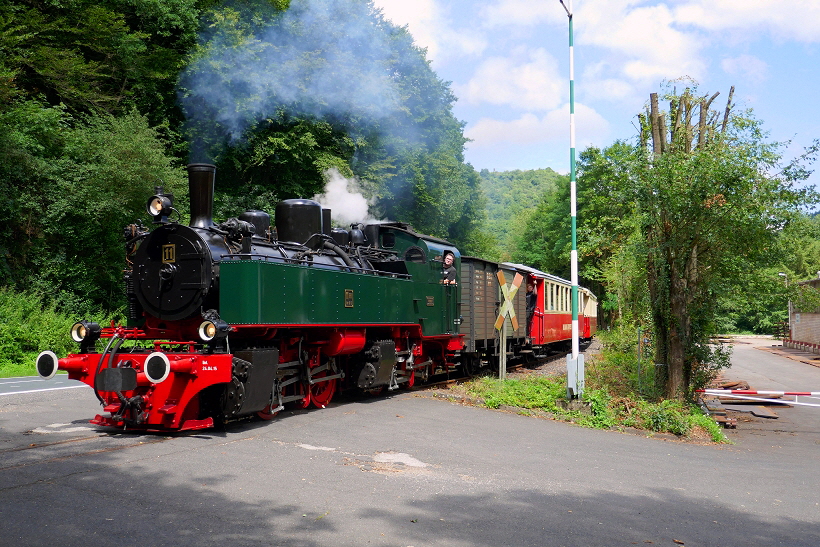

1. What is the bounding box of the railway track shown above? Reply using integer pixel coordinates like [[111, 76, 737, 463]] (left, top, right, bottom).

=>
[[411, 349, 572, 391]]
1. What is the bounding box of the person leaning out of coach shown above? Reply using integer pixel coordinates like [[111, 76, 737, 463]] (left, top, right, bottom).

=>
[[441, 251, 457, 285]]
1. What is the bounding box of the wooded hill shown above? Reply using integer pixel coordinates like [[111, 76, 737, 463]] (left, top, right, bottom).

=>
[[478, 168, 565, 261]]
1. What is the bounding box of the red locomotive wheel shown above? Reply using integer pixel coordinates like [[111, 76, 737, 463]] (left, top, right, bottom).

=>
[[310, 371, 337, 409], [256, 404, 279, 421]]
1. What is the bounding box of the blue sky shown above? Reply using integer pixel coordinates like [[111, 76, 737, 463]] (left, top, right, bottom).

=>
[[373, 0, 820, 186]]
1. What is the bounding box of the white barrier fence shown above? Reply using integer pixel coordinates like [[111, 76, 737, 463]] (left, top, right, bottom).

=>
[[697, 389, 820, 408]]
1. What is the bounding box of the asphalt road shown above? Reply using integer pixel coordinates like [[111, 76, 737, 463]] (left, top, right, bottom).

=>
[[719, 337, 820, 449], [1, 341, 818, 547]]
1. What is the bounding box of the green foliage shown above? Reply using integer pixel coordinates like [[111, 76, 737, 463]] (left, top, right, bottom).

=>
[[644, 399, 690, 435], [458, 367, 725, 440], [0, 287, 122, 377], [0, 0, 201, 125], [0, 102, 185, 309], [479, 168, 563, 260], [688, 411, 728, 443], [1, 0, 198, 311], [510, 144, 640, 319], [579, 389, 616, 428], [510, 175, 571, 278], [0, 288, 78, 377], [560, 84, 819, 397], [588, 323, 663, 399], [466, 376, 565, 411]]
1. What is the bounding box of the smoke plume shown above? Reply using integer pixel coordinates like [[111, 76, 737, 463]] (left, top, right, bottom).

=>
[[180, 0, 406, 145], [312, 168, 377, 226]]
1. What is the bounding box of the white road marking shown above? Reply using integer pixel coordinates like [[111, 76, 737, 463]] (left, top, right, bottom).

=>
[[0, 378, 52, 385], [297, 444, 336, 451], [32, 423, 95, 434], [0, 385, 86, 397]]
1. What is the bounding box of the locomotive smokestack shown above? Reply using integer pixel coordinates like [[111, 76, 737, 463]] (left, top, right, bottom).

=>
[[187, 163, 216, 228]]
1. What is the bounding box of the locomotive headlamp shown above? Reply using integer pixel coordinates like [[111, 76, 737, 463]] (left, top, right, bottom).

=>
[[70, 321, 101, 343], [198, 319, 230, 342], [146, 195, 173, 218], [70, 320, 101, 353]]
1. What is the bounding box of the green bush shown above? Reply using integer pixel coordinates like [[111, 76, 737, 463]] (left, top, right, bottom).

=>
[[0, 288, 118, 377], [645, 399, 691, 435], [578, 389, 616, 429], [466, 376, 565, 411], [455, 340, 730, 442]]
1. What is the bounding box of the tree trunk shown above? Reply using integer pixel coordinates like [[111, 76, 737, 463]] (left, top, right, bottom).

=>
[[645, 223, 669, 394], [666, 273, 688, 399], [650, 93, 662, 155]]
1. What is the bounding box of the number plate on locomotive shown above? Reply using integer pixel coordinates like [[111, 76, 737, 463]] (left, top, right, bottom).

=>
[[162, 244, 176, 263]]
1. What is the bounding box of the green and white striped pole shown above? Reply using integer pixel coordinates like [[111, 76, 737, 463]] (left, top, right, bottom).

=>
[[560, 0, 583, 398]]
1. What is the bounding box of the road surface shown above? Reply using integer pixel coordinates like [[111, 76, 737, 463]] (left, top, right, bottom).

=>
[[1, 340, 817, 546]]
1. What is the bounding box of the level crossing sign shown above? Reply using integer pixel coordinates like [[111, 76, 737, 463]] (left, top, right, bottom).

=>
[[494, 270, 524, 331]]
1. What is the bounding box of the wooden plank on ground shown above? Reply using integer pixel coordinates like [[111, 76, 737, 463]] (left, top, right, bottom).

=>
[[750, 406, 779, 419]]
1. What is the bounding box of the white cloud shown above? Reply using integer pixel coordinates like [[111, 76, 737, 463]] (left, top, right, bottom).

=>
[[372, 0, 439, 51], [721, 54, 769, 83], [674, 1, 820, 43], [372, 0, 487, 62], [479, 0, 566, 28], [587, 78, 637, 102], [465, 103, 610, 148], [578, 1, 707, 83], [456, 49, 564, 110]]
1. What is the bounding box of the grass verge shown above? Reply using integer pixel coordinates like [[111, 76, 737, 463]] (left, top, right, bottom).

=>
[[0, 287, 120, 378], [443, 375, 727, 443]]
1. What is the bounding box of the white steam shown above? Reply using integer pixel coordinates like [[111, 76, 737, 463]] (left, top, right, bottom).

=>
[[312, 168, 377, 227], [181, 0, 409, 143]]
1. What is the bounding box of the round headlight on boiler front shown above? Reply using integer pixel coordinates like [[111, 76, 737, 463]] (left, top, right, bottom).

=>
[[146, 195, 172, 217]]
